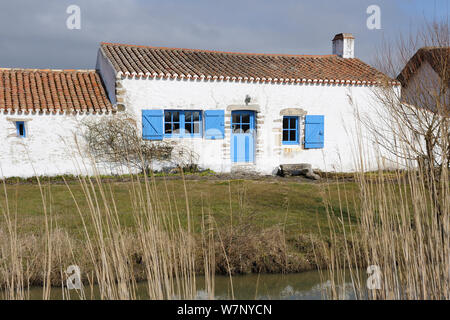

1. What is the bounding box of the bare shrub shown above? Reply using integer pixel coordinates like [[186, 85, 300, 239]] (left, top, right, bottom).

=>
[[169, 144, 200, 172], [360, 21, 449, 218], [83, 113, 173, 173]]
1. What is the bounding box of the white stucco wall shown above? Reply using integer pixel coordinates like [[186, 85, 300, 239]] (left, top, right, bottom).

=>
[[0, 113, 112, 178], [119, 76, 393, 174]]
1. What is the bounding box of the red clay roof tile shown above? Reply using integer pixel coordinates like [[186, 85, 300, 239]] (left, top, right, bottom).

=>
[[0, 68, 112, 112], [101, 42, 395, 84]]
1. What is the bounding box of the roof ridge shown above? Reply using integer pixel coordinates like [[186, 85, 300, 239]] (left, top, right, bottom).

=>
[[100, 42, 337, 58], [419, 46, 450, 50]]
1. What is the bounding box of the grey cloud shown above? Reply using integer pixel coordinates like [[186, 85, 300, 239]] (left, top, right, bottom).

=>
[[0, 0, 445, 69]]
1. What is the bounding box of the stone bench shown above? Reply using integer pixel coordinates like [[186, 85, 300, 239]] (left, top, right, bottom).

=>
[[278, 163, 321, 180]]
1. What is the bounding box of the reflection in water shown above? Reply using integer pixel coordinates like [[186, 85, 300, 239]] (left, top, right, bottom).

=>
[[25, 270, 360, 300], [199, 272, 357, 300]]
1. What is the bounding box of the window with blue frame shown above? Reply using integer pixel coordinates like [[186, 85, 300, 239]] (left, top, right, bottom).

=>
[[15, 121, 26, 138], [164, 110, 202, 137], [282, 116, 299, 144], [231, 112, 253, 134]]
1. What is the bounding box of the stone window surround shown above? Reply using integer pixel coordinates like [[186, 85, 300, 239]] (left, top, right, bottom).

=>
[[276, 108, 308, 153], [6, 117, 33, 122], [279, 108, 307, 116], [226, 104, 260, 112]]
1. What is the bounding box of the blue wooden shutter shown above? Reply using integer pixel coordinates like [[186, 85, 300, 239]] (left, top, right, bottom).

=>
[[204, 110, 225, 139], [304, 115, 324, 149], [142, 110, 164, 140]]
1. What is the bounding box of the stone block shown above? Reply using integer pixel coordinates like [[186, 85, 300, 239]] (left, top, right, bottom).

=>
[[278, 163, 321, 180]]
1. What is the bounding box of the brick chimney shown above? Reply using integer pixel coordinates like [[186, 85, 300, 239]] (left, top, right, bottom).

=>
[[332, 33, 355, 58]]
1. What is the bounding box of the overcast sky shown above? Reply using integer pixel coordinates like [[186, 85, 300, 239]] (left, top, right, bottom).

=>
[[0, 0, 448, 69]]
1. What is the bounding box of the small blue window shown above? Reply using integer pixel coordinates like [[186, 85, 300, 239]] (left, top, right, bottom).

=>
[[282, 116, 298, 145], [164, 110, 202, 138], [16, 121, 26, 138]]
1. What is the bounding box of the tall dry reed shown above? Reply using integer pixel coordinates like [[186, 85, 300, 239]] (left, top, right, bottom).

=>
[[0, 164, 217, 300], [319, 153, 449, 300]]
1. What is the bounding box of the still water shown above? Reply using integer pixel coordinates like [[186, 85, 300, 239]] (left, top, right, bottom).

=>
[[26, 270, 360, 300]]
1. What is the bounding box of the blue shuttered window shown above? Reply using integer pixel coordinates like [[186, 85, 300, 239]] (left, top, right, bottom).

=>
[[164, 110, 202, 138], [204, 110, 225, 139], [304, 115, 324, 149], [282, 116, 299, 145], [143, 109, 223, 140], [142, 110, 164, 140]]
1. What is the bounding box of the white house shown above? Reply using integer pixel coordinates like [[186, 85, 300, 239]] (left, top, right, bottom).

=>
[[0, 69, 113, 177], [0, 33, 400, 178], [398, 47, 449, 111], [96, 33, 400, 174]]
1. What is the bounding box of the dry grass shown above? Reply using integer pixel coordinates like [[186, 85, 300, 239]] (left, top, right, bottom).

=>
[[0, 168, 215, 300], [1, 169, 344, 300], [1, 133, 447, 300], [319, 160, 449, 300]]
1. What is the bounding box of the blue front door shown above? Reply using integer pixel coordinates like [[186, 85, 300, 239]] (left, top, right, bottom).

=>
[[231, 111, 255, 163]]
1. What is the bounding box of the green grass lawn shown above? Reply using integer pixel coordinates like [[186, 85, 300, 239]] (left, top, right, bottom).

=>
[[0, 176, 360, 241]]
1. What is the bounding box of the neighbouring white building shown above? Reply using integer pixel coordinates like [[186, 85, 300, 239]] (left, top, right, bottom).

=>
[[0, 33, 400, 178], [0, 69, 114, 177], [398, 47, 450, 111]]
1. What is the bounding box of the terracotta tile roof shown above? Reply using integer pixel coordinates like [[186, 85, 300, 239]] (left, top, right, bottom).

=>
[[397, 47, 450, 87], [100, 42, 398, 85], [0, 68, 113, 113]]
